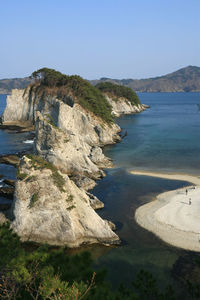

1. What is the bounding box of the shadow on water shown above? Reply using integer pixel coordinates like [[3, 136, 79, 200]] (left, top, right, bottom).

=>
[[1, 93, 200, 296], [69, 168, 193, 292], [89, 169, 192, 287], [69, 93, 200, 293]]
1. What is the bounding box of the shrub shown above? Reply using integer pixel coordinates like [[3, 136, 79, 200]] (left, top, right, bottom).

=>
[[66, 194, 74, 202], [26, 154, 65, 192], [29, 193, 39, 208], [96, 81, 141, 106], [67, 205, 76, 211], [16, 170, 27, 180], [31, 68, 113, 123]]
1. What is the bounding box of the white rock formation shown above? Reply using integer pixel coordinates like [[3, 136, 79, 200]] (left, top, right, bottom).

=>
[[12, 156, 119, 246], [1, 87, 148, 247], [105, 94, 148, 117]]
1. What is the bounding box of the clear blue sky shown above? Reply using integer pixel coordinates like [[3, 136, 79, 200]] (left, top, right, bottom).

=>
[[0, 0, 199, 79]]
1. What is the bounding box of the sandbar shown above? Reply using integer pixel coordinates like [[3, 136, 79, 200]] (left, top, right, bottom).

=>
[[130, 170, 200, 251]]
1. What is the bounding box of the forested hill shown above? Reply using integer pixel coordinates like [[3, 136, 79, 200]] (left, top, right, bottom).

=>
[[91, 66, 200, 92], [1, 66, 200, 94], [0, 77, 32, 94]]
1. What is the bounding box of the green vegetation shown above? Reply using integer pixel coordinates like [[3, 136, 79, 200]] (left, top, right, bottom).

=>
[[0, 224, 95, 300], [45, 113, 58, 129], [31, 68, 113, 123], [29, 193, 39, 208], [26, 154, 66, 192], [0, 223, 192, 299], [16, 169, 27, 180], [67, 205, 76, 211], [96, 82, 140, 106], [25, 175, 37, 182], [66, 194, 74, 202]]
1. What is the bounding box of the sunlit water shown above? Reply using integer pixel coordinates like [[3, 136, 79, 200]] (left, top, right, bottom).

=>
[[1, 93, 200, 294], [89, 93, 200, 290]]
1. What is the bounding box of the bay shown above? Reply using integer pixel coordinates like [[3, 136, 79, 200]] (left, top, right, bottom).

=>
[[89, 92, 200, 290], [1, 92, 200, 294]]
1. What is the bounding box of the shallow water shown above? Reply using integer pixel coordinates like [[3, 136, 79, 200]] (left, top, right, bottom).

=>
[[89, 93, 200, 289], [105, 92, 200, 174], [1, 92, 200, 293]]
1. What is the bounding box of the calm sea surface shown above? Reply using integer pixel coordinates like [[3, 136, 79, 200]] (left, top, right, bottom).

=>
[[90, 92, 200, 290], [0, 95, 33, 180], [1, 92, 200, 293]]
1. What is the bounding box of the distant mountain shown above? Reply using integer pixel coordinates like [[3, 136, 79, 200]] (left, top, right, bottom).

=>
[[91, 66, 200, 92], [0, 77, 32, 94], [1, 66, 200, 94]]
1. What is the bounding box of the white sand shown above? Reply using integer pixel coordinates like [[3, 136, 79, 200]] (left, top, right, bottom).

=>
[[130, 170, 200, 251]]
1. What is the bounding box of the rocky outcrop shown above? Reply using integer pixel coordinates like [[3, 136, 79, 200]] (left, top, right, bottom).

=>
[[105, 94, 148, 117], [0, 212, 9, 225], [11, 155, 119, 246], [0, 154, 20, 167], [1, 86, 147, 247]]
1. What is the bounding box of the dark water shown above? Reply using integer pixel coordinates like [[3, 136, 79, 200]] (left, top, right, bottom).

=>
[[1, 93, 200, 292], [89, 93, 200, 289], [105, 92, 200, 174], [0, 94, 33, 195]]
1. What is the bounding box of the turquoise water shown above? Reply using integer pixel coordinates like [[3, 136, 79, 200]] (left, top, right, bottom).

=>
[[1, 93, 200, 295], [105, 92, 200, 174], [89, 93, 200, 291]]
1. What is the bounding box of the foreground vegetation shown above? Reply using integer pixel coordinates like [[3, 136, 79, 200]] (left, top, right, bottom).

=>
[[31, 68, 113, 123], [1, 223, 199, 300], [95, 82, 140, 106]]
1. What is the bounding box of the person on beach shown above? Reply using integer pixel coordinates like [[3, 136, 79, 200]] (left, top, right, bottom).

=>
[[186, 189, 188, 195], [189, 198, 191, 205]]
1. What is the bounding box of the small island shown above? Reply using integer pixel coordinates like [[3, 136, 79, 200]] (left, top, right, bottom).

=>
[[0, 68, 147, 247]]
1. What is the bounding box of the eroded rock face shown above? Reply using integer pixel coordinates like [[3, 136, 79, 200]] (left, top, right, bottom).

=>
[[105, 94, 147, 117], [34, 104, 119, 179], [11, 156, 119, 246], [2, 87, 147, 246]]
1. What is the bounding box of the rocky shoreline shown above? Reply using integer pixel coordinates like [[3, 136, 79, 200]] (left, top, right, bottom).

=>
[[0, 85, 148, 247]]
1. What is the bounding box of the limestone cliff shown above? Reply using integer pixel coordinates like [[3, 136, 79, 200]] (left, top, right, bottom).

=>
[[1, 70, 148, 247], [105, 94, 148, 117], [12, 155, 119, 246]]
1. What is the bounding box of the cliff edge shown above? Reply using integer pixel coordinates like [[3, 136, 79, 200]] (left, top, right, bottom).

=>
[[1, 68, 147, 247]]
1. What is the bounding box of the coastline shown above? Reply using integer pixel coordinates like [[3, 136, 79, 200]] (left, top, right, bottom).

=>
[[130, 170, 200, 252], [130, 170, 200, 185]]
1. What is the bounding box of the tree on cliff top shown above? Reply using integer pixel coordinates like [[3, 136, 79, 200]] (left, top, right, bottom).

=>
[[31, 68, 113, 123], [96, 81, 140, 106]]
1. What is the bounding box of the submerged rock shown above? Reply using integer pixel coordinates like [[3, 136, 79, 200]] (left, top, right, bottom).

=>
[[0, 212, 9, 225], [0, 186, 14, 200], [0, 154, 20, 167]]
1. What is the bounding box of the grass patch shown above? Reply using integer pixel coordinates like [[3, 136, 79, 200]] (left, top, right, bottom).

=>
[[29, 193, 39, 208], [16, 170, 27, 180], [66, 194, 74, 202], [46, 114, 58, 129], [67, 205, 76, 211], [26, 154, 66, 192], [25, 175, 37, 182]]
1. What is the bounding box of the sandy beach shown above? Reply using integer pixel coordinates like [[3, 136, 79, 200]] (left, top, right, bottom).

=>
[[130, 170, 200, 251]]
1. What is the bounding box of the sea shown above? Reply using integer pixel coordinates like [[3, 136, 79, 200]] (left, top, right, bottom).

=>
[[1, 92, 200, 293]]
